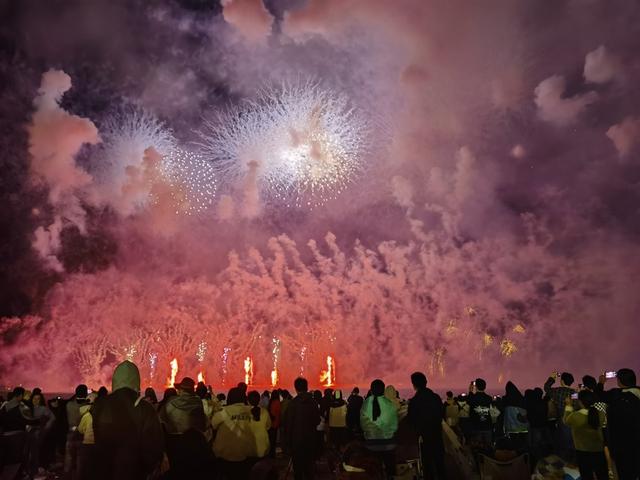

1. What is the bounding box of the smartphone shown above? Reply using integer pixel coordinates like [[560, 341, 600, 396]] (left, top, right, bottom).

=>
[[578, 383, 584, 389], [605, 371, 617, 379], [472, 381, 476, 387], [571, 392, 578, 400], [556, 372, 561, 377]]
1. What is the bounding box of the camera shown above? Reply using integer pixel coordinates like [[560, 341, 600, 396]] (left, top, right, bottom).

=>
[[605, 371, 617, 379], [571, 392, 578, 400]]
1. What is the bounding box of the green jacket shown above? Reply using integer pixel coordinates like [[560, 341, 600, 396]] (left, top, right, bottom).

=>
[[563, 407, 605, 452], [360, 395, 398, 441]]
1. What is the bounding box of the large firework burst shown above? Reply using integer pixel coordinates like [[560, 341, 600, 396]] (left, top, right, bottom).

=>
[[198, 82, 371, 208]]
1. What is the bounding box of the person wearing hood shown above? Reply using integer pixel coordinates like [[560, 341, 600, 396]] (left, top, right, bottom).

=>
[[408, 372, 445, 480], [161, 377, 212, 477], [360, 379, 398, 480], [328, 389, 348, 451], [76, 392, 97, 480], [597, 368, 640, 480], [502, 381, 529, 450], [91, 360, 164, 480], [282, 377, 321, 480]]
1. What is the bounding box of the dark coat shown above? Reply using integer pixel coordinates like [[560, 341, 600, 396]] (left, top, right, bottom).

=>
[[281, 391, 320, 453], [92, 387, 164, 480], [160, 392, 207, 434], [408, 387, 444, 444]]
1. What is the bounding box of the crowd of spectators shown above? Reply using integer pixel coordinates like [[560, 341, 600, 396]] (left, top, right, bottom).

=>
[[1, 363, 639, 480]]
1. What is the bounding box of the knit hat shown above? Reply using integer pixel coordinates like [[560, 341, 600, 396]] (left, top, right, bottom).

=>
[[112, 360, 141, 393]]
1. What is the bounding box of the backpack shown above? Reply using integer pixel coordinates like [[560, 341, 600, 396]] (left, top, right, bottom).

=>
[[607, 390, 640, 449]]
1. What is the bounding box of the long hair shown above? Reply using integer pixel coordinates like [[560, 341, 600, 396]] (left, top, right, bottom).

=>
[[370, 379, 385, 421], [578, 390, 600, 429], [248, 390, 261, 421]]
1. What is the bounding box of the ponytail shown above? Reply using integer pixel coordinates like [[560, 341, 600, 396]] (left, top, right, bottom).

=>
[[251, 406, 261, 421], [587, 406, 599, 429]]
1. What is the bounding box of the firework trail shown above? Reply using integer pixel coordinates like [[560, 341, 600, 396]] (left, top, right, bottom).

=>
[[198, 82, 371, 208]]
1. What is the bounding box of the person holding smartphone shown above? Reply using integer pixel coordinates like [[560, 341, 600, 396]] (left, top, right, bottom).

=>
[[563, 390, 607, 479], [544, 371, 576, 461]]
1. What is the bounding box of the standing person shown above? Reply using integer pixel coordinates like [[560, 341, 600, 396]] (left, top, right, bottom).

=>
[[544, 371, 576, 461], [30, 392, 55, 475], [267, 390, 281, 458], [563, 391, 607, 480], [444, 391, 460, 430], [161, 377, 211, 477], [65, 384, 90, 477], [328, 389, 348, 451], [248, 390, 272, 459], [77, 393, 96, 480], [467, 378, 493, 450], [408, 372, 445, 480], [142, 387, 158, 408], [282, 377, 321, 480], [598, 368, 640, 480], [0, 387, 41, 473], [526, 388, 552, 462], [346, 387, 364, 439], [91, 360, 164, 480], [502, 381, 529, 451], [211, 387, 255, 479], [360, 379, 399, 480]]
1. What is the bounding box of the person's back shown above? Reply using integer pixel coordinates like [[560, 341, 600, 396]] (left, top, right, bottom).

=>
[[248, 390, 272, 458], [467, 380, 493, 431], [162, 378, 207, 434], [92, 361, 163, 480], [346, 389, 364, 432], [211, 394, 254, 461]]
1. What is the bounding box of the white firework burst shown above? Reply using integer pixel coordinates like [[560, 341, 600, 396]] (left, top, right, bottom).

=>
[[160, 149, 218, 216], [97, 107, 177, 183], [198, 82, 370, 208]]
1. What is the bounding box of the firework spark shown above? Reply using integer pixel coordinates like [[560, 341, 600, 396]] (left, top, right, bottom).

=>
[[198, 82, 370, 208], [160, 150, 218, 215]]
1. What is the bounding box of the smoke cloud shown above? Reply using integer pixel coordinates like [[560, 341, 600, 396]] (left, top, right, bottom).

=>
[[2, 0, 640, 391]]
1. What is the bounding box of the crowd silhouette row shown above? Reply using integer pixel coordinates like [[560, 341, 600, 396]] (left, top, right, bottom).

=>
[[1, 362, 639, 480]]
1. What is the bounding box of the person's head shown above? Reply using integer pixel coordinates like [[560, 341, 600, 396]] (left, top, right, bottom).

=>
[[144, 387, 158, 403], [577, 390, 600, 430], [324, 388, 333, 398], [32, 392, 45, 406], [75, 384, 89, 400], [227, 387, 245, 405], [195, 382, 208, 399], [97, 386, 108, 397], [475, 378, 486, 391], [32, 387, 42, 397], [175, 377, 195, 395], [237, 382, 248, 394], [351, 387, 359, 395], [262, 390, 270, 397], [294, 377, 308, 393], [270, 390, 280, 401], [163, 387, 177, 402], [616, 368, 636, 388], [560, 372, 574, 387], [446, 391, 453, 399], [505, 381, 520, 397], [216, 393, 226, 402], [534, 387, 543, 399], [247, 390, 260, 407], [248, 391, 262, 423], [582, 375, 597, 391], [370, 379, 385, 397], [11, 386, 25, 401], [112, 361, 141, 394], [411, 371, 427, 391]]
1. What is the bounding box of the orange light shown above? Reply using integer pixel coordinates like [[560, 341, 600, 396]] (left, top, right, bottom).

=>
[[197, 371, 205, 384], [319, 355, 335, 387], [244, 356, 253, 385], [271, 369, 278, 387], [166, 358, 178, 388]]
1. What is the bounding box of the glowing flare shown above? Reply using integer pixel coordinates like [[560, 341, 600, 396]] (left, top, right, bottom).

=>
[[271, 369, 278, 387], [244, 356, 253, 385], [197, 371, 205, 384], [166, 358, 178, 388], [319, 355, 335, 387]]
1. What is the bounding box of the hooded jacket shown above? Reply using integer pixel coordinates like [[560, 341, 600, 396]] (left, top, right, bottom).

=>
[[92, 361, 163, 480], [360, 395, 398, 442], [211, 403, 255, 461], [329, 390, 347, 428], [161, 391, 208, 434]]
